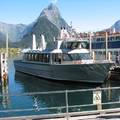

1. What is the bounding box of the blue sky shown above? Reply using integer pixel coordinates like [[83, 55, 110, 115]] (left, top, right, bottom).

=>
[[0, 0, 120, 32]]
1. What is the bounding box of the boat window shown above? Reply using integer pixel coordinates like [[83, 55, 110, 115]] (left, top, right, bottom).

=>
[[23, 53, 26, 60], [46, 54, 50, 62], [69, 53, 91, 60], [31, 54, 34, 61], [33, 54, 35, 61], [38, 53, 50, 63], [35, 54, 39, 61], [25, 53, 50, 63], [38, 54, 42, 62], [26, 53, 29, 60], [29, 54, 32, 61], [52, 53, 62, 63], [67, 42, 72, 49], [62, 54, 73, 61], [72, 42, 79, 49], [60, 41, 89, 49], [116, 36, 120, 40], [80, 42, 89, 49]]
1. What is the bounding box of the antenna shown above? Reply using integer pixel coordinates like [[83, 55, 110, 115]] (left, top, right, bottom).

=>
[[70, 21, 73, 37], [6, 33, 8, 58], [70, 21, 72, 29]]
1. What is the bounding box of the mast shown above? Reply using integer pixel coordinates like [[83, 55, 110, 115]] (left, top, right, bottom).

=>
[[105, 32, 108, 60], [6, 33, 8, 58], [89, 32, 92, 55]]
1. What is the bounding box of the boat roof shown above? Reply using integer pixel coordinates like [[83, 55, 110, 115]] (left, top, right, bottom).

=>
[[50, 49, 63, 53], [68, 49, 89, 54], [25, 48, 89, 54], [25, 38, 90, 54], [57, 38, 89, 42]]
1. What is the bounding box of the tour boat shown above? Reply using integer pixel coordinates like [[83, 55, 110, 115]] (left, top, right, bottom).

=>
[[14, 28, 114, 83]]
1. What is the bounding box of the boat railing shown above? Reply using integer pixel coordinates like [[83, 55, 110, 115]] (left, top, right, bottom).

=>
[[95, 59, 114, 63], [0, 86, 120, 118]]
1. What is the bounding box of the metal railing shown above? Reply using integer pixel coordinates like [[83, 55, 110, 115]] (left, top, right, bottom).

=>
[[0, 86, 120, 119]]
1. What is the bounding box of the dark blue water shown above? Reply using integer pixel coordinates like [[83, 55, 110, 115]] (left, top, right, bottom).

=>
[[0, 57, 120, 117]]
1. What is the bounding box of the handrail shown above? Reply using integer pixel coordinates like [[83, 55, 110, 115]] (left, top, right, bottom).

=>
[[0, 86, 120, 118], [0, 101, 120, 113], [0, 86, 120, 96]]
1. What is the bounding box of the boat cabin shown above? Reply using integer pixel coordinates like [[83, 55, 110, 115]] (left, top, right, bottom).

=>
[[23, 39, 93, 65], [23, 52, 92, 64]]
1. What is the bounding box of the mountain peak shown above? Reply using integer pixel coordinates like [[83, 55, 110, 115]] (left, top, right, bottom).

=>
[[39, 3, 69, 30], [47, 3, 58, 11], [40, 3, 60, 18]]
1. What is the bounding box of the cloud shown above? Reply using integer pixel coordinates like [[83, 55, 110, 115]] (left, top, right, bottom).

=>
[[51, 0, 58, 4]]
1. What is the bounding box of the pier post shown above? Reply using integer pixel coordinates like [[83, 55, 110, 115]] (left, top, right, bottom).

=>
[[0, 53, 8, 86], [93, 88, 102, 110], [65, 90, 69, 120], [108, 52, 111, 61], [107, 76, 111, 100], [92, 51, 95, 60]]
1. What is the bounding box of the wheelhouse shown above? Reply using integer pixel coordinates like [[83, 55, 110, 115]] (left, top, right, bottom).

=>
[[60, 40, 89, 50]]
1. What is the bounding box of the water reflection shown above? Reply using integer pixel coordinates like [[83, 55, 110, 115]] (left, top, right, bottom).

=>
[[14, 72, 101, 113], [14, 71, 120, 114], [0, 84, 10, 109], [15, 72, 100, 92]]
